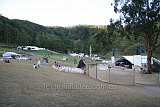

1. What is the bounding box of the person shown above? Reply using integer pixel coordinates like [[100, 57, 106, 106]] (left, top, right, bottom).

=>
[[37, 59, 41, 67], [77, 59, 86, 70], [4, 59, 10, 63], [43, 55, 48, 63], [7, 60, 10, 63], [33, 64, 38, 69]]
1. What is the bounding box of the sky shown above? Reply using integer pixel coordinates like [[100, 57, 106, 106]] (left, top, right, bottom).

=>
[[0, 0, 120, 27]]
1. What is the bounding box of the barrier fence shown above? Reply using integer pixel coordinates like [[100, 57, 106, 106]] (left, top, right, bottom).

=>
[[86, 63, 160, 86]]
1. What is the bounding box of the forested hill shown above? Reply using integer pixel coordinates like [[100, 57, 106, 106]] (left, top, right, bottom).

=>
[[1, 16, 159, 58], [0, 16, 106, 54]]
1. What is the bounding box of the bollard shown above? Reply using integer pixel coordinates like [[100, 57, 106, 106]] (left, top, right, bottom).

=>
[[108, 65, 111, 83]]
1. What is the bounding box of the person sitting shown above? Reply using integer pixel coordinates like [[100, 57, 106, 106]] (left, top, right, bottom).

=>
[[33, 64, 38, 68], [7, 60, 10, 63], [4, 59, 10, 63], [77, 59, 86, 70]]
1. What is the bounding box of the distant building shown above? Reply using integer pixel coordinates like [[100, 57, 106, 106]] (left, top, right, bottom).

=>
[[0, 14, 2, 16]]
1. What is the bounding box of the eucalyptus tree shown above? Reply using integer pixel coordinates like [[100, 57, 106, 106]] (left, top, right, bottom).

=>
[[113, 0, 160, 73]]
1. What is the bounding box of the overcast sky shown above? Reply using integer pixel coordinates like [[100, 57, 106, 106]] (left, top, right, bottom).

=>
[[0, 0, 120, 27]]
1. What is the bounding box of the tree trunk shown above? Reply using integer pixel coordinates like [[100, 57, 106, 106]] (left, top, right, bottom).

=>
[[147, 49, 152, 74], [145, 33, 153, 74]]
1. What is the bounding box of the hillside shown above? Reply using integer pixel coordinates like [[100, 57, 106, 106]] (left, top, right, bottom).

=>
[[0, 16, 159, 59], [0, 16, 104, 54]]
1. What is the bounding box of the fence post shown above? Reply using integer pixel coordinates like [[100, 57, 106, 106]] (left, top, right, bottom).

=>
[[158, 71, 160, 86], [96, 63, 97, 79], [88, 64, 89, 76], [133, 68, 135, 85], [108, 65, 111, 83]]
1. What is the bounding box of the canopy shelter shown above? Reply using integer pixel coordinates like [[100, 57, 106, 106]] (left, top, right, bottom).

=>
[[2, 52, 19, 59]]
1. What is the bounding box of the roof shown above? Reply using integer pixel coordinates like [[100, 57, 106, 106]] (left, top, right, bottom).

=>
[[122, 56, 134, 64], [2, 52, 19, 58], [4, 52, 18, 55]]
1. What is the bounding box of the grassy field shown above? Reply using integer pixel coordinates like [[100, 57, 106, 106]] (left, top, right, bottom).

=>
[[0, 56, 160, 106], [0, 43, 94, 65], [0, 47, 21, 54], [0, 44, 159, 106]]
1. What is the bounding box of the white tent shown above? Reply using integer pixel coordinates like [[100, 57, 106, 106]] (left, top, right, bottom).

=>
[[113, 55, 155, 67], [2, 52, 18, 58], [123, 55, 147, 66]]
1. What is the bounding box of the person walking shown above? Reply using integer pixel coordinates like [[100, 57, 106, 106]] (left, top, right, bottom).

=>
[[37, 59, 41, 67]]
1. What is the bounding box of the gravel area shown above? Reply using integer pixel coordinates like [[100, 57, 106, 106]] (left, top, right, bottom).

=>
[[0, 59, 160, 106]]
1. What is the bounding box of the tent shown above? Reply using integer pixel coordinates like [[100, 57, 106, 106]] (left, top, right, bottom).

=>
[[61, 56, 67, 61], [115, 57, 133, 69], [2, 52, 18, 59]]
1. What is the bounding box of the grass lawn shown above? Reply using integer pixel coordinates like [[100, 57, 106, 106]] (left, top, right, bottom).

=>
[[0, 47, 21, 54], [0, 44, 94, 65], [0, 54, 160, 106]]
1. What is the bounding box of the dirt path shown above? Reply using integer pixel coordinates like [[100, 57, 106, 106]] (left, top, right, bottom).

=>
[[0, 59, 160, 106]]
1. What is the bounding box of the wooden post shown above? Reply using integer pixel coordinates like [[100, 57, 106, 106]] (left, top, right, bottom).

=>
[[96, 63, 97, 79]]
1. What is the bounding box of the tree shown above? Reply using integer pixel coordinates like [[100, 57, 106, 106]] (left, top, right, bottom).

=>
[[94, 20, 125, 54], [16, 29, 31, 45], [1, 24, 18, 44], [113, 0, 160, 73]]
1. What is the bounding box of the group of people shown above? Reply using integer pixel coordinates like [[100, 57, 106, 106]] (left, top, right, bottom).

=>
[[51, 59, 86, 74], [54, 59, 86, 70], [34, 58, 86, 71], [43, 56, 49, 63], [54, 61, 61, 67]]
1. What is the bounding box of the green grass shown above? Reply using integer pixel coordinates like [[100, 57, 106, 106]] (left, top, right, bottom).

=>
[[25, 50, 94, 64], [26, 50, 56, 55], [0, 43, 95, 64], [0, 47, 22, 54], [0, 43, 20, 53], [47, 53, 94, 64]]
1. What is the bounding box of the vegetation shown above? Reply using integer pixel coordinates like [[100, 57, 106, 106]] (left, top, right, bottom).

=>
[[0, 3, 159, 64], [26, 50, 56, 55], [0, 43, 93, 65], [0, 16, 103, 54], [0, 43, 21, 53], [113, 0, 160, 73]]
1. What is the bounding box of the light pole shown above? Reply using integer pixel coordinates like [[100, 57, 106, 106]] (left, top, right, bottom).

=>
[[89, 45, 92, 58]]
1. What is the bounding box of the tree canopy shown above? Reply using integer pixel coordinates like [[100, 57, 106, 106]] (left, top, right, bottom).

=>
[[0, 15, 159, 62], [113, 0, 160, 73]]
